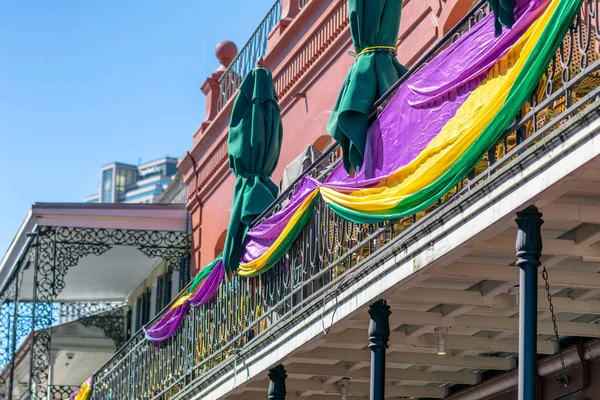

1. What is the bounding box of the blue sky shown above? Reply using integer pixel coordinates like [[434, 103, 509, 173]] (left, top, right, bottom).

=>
[[0, 0, 274, 256]]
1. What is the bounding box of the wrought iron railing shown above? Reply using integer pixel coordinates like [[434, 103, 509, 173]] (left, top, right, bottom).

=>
[[93, 1, 600, 399], [216, 0, 282, 112], [51, 385, 81, 399], [298, 0, 311, 9], [200, 0, 347, 203], [273, 1, 349, 98]]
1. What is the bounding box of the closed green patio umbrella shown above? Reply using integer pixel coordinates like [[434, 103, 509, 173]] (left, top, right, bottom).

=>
[[488, 0, 516, 36], [222, 67, 283, 273], [327, 0, 408, 174]]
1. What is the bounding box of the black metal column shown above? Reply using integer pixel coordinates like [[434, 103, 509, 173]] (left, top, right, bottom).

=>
[[7, 268, 21, 399], [368, 299, 391, 400], [28, 232, 40, 399], [268, 364, 287, 400], [515, 206, 543, 400]]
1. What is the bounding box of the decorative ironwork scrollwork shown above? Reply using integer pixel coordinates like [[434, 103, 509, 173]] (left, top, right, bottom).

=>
[[57, 301, 126, 319], [80, 308, 126, 349], [27, 226, 190, 400]]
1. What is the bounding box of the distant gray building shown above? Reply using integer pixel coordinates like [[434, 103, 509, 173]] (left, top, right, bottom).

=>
[[85, 157, 179, 204], [157, 172, 186, 204]]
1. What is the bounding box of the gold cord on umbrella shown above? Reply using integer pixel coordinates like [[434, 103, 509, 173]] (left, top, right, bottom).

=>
[[356, 45, 397, 57]]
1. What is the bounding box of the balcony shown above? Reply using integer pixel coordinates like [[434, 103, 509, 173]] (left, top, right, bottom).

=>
[[97, 1, 600, 399], [0, 204, 190, 400]]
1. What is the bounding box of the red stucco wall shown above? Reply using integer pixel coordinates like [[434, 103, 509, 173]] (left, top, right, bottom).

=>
[[182, 0, 477, 272]]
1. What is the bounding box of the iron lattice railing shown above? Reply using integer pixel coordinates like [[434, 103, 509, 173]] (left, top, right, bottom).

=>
[[216, 0, 282, 112], [93, 1, 600, 399], [51, 385, 81, 399]]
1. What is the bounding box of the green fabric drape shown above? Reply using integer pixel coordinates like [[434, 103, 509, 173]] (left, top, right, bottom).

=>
[[327, 0, 408, 174], [327, 0, 581, 223], [223, 68, 283, 272], [488, 0, 517, 36]]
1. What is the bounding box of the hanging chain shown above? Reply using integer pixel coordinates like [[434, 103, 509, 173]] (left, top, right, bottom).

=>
[[541, 266, 573, 399]]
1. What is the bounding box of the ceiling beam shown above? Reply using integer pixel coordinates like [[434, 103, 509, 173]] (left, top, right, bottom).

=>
[[389, 288, 600, 314], [429, 263, 600, 289], [245, 378, 447, 398], [467, 236, 600, 258], [476, 255, 568, 298], [293, 348, 515, 370], [324, 330, 556, 355], [565, 178, 600, 194], [542, 203, 600, 225], [284, 363, 480, 385], [350, 310, 600, 338]]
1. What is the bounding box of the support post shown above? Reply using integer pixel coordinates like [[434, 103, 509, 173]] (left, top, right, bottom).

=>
[[368, 299, 391, 400], [7, 268, 21, 400], [29, 233, 40, 398], [268, 364, 287, 400], [46, 351, 58, 400], [515, 205, 543, 400]]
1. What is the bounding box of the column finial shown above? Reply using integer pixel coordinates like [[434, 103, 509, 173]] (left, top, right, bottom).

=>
[[368, 299, 391, 349], [515, 205, 544, 267], [215, 40, 238, 72], [268, 364, 287, 400]]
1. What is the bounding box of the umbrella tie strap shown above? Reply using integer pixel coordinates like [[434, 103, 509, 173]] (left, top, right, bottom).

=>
[[356, 46, 397, 58]]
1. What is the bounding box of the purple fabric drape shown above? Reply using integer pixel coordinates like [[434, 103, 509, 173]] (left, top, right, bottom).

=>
[[143, 301, 191, 342], [143, 260, 224, 342], [325, 0, 548, 190], [237, 0, 548, 265], [240, 175, 319, 263], [189, 259, 225, 306]]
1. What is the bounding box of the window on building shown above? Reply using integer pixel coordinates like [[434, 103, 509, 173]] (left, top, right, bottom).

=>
[[101, 168, 114, 203], [115, 167, 137, 202], [126, 308, 132, 341], [143, 287, 151, 325], [135, 287, 152, 331], [155, 272, 172, 314], [166, 162, 178, 176], [127, 168, 136, 186], [135, 296, 143, 331], [178, 258, 191, 292], [115, 169, 126, 197], [313, 135, 332, 152]]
